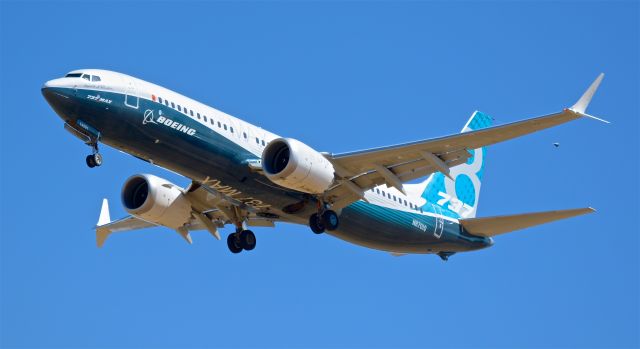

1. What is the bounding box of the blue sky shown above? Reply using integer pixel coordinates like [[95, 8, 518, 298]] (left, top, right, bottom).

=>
[[1, 1, 638, 348]]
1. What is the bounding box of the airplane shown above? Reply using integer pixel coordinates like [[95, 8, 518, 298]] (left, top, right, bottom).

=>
[[41, 69, 606, 260]]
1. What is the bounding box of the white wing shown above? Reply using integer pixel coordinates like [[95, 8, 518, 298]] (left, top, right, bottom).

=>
[[324, 74, 606, 209]]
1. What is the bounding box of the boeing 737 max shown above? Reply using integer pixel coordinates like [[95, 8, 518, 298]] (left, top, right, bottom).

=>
[[41, 70, 605, 259]]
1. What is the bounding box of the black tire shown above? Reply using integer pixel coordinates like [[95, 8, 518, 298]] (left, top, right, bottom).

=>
[[86, 155, 96, 168], [240, 230, 256, 251], [322, 210, 339, 231], [309, 213, 325, 234], [93, 153, 103, 166], [227, 233, 243, 254]]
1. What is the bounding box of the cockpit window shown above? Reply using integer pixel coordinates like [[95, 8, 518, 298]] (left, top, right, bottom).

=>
[[91, 75, 101, 82], [65, 73, 82, 78], [82, 74, 91, 81]]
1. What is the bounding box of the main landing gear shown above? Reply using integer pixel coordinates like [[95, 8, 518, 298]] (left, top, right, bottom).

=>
[[309, 207, 339, 234], [85, 142, 103, 168], [226, 229, 256, 254]]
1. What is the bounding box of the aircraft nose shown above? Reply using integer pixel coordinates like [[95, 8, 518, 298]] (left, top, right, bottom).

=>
[[42, 79, 75, 120], [42, 77, 66, 90], [41, 83, 70, 102]]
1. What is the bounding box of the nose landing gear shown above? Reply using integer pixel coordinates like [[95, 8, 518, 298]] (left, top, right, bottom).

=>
[[85, 143, 102, 168]]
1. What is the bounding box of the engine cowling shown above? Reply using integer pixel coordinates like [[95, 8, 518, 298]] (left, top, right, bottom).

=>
[[121, 174, 192, 229], [261, 138, 335, 194]]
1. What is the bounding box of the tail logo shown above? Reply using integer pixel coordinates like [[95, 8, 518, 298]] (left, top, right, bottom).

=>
[[438, 147, 483, 218]]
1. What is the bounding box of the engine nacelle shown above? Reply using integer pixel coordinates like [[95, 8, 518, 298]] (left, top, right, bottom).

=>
[[121, 174, 192, 229], [261, 138, 335, 194]]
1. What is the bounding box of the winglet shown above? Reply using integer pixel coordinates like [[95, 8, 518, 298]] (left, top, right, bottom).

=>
[[97, 198, 111, 226], [96, 199, 112, 248], [570, 73, 605, 115]]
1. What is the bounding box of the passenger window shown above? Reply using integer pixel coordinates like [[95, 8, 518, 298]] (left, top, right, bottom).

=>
[[177, 105, 181, 111], [218, 122, 221, 128], [261, 140, 266, 146], [91, 75, 101, 82], [204, 116, 208, 122], [256, 137, 259, 144], [159, 97, 163, 104], [196, 113, 201, 119], [82, 74, 90, 81], [393, 195, 396, 201], [230, 127, 234, 133], [243, 132, 247, 139], [224, 124, 227, 130], [210, 119, 214, 125], [190, 110, 194, 117], [171, 102, 175, 108]]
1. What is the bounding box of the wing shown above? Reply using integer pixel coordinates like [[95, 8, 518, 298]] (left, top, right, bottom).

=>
[[96, 214, 157, 247], [324, 74, 606, 209], [95, 180, 279, 247]]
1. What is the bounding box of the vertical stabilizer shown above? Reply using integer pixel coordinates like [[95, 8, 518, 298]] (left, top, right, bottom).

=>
[[419, 111, 493, 219]]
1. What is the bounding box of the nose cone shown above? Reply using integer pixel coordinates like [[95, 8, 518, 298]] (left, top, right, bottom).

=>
[[42, 77, 68, 90], [42, 79, 76, 121], [41, 83, 70, 106]]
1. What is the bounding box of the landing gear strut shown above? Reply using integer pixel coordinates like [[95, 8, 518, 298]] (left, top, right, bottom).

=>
[[226, 229, 256, 253], [309, 203, 339, 234], [85, 143, 102, 168]]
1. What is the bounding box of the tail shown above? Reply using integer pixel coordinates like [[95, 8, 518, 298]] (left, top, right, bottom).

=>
[[416, 111, 493, 219]]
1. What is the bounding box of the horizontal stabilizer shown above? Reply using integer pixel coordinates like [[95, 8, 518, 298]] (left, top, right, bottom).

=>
[[460, 207, 595, 237]]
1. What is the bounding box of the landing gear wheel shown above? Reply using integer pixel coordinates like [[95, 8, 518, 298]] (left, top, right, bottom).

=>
[[227, 233, 243, 254], [321, 210, 339, 231], [239, 230, 256, 251], [85, 153, 102, 168], [309, 213, 325, 234], [93, 153, 103, 166], [86, 155, 96, 168]]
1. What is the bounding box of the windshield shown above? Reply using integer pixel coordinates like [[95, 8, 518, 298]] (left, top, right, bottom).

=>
[[65, 73, 102, 82]]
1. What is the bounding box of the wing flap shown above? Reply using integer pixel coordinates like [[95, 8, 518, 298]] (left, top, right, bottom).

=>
[[459, 207, 595, 237]]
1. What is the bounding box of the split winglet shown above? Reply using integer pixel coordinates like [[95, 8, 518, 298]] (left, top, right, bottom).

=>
[[96, 198, 112, 248], [569, 73, 609, 123], [97, 198, 111, 226]]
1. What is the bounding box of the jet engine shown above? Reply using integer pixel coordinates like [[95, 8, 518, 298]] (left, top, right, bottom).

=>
[[261, 138, 335, 194], [121, 174, 192, 229]]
